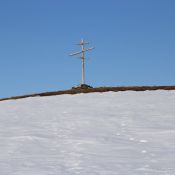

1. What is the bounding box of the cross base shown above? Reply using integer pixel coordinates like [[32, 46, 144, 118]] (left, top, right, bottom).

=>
[[72, 84, 93, 90]]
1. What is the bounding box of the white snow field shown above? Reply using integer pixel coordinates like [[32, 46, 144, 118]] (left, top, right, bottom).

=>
[[0, 90, 175, 175]]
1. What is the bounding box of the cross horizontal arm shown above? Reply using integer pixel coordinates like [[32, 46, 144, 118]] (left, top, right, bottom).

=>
[[77, 42, 89, 45], [83, 47, 95, 52], [69, 51, 82, 56]]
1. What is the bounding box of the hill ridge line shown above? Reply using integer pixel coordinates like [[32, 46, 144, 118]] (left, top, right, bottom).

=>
[[1, 86, 175, 102]]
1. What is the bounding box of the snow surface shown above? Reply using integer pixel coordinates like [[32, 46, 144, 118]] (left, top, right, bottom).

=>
[[0, 90, 175, 175]]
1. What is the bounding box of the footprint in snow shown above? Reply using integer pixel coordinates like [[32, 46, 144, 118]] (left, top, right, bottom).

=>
[[116, 133, 121, 136], [121, 123, 126, 127], [139, 139, 148, 143], [129, 137, 135, 141], [141, 150, 147, 154]]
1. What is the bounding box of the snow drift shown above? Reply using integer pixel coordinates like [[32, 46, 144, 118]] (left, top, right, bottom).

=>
[[0, 90, 175, 175]]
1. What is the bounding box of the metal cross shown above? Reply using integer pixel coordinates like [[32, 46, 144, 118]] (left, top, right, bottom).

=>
[[69, 39, 94, 85]]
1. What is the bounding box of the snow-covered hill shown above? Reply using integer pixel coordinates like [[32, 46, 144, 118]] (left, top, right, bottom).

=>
[[0, 90, 175, 175]]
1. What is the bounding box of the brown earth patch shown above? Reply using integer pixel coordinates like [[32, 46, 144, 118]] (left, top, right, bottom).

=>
[[0, 86, 175, 102]]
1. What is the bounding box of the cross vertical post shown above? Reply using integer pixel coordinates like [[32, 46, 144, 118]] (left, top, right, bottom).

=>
[[81, 39, 85, 84], [69, 39, 94, 87]]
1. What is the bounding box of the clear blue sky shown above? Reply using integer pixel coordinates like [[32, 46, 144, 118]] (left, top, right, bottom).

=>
[[0, 0, 175, 98]]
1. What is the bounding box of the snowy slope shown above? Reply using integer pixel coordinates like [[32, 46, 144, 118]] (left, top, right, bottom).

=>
[[0, 91, 175, 175]]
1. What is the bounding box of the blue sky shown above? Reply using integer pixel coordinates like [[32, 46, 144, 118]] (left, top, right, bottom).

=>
[[0, 0, 175, 98]]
